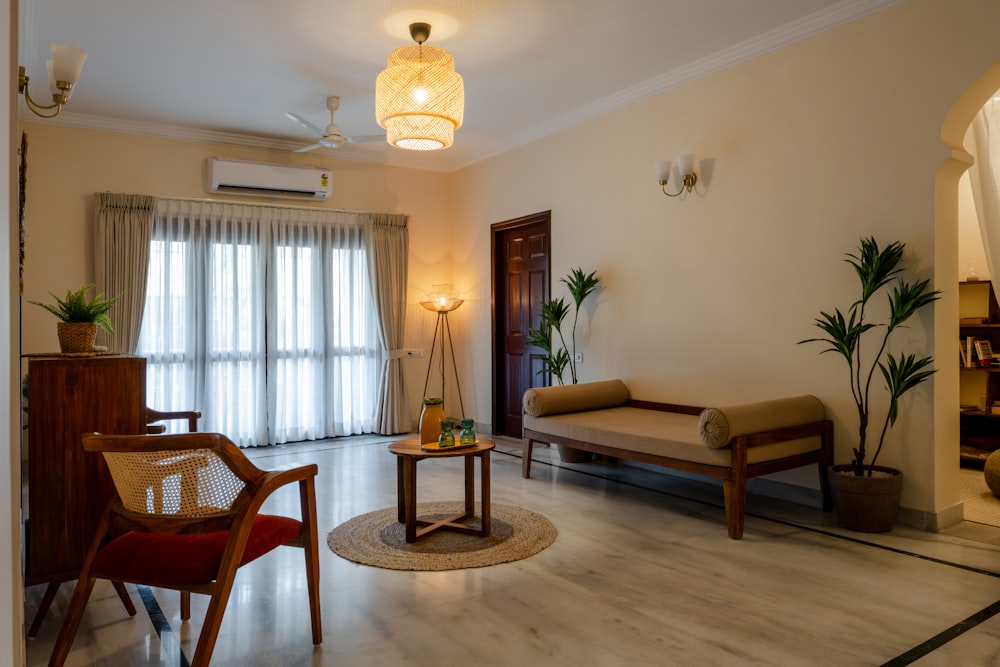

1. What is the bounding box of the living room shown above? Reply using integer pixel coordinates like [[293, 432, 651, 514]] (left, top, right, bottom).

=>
[[7, 0, 1000, 664]]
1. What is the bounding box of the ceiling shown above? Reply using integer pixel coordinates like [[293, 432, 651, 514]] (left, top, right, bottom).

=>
[[18, 0, 897, 173]]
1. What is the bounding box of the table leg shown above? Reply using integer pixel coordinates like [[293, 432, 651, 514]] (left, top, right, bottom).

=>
[[464, 453, 475, 516], [481, 450, 491, 537], [396, 456, 404, 524], [403, 458, 418, 543]]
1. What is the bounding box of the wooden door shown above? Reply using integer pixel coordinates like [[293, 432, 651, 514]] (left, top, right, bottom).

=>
[[492, 212, 551, 437]]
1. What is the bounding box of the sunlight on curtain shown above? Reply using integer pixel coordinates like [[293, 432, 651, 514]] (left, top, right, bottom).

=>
[[969, 95, 1000, 295], [138, 199, 381, 446]]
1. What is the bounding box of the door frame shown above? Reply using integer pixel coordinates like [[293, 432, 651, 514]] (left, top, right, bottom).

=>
[[490, 211, 551, 436]]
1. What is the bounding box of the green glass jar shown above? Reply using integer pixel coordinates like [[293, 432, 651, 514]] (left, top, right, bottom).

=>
[[438, 419, 455, 447], [459, 418, 476, 445]]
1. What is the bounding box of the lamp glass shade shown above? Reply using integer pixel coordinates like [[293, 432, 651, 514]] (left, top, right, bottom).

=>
[[50, 44, 87, 85], [654, 160, 672, 183], [676, 154, 695, 177], [376, 44, 464, 151]]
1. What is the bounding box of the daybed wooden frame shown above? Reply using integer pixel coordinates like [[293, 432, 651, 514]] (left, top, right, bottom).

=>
[[522, 399, 834, 539]]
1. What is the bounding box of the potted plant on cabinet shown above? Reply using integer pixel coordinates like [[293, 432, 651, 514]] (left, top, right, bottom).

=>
[[30, 284, 121, 354], [527, 267, 601, 462], [800, 237, 940, 532]]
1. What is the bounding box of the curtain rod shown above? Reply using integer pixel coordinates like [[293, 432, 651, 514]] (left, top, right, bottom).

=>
[[154, 194, 388, 217]]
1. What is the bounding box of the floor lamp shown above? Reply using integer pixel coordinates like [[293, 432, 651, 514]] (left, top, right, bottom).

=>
[[420, 286, 465, 419]]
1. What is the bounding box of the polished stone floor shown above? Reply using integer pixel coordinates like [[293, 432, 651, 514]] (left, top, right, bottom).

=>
[[24, 434, 1000, 666]]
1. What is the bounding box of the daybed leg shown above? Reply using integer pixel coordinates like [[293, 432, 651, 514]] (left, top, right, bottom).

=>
[[818, 462, 832, 511], [722, 478, 747, 540], [725, 437, 748, 539], [522, 439, 534, 478]]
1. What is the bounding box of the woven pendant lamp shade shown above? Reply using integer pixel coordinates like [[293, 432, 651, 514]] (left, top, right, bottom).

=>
[[376, 43, 464, 151]]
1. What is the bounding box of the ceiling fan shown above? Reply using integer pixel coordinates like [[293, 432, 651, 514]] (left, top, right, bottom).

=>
[[285, 96, 381, 152]]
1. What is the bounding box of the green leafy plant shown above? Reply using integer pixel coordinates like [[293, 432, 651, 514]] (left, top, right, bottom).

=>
[[799, 237, 940, 477], [30, 284, 121, 333], [527, 268, 601, 385]]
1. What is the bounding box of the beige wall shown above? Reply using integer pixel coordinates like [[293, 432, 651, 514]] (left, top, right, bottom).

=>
[[451, 0, 1000, 517], [12, 1, 1000, 579]]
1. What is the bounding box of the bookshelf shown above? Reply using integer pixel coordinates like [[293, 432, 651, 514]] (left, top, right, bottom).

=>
[[959, 280, 1000, 463]]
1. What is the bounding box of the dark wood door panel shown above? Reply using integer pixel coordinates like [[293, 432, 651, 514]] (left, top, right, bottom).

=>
[[492, 212, 551, 437]]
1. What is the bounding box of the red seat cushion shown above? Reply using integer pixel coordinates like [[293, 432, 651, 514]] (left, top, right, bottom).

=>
[[92, 514, 302, 586]]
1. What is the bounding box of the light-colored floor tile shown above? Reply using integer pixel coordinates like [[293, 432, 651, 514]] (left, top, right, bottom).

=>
[[25, 435, 1000, 666]]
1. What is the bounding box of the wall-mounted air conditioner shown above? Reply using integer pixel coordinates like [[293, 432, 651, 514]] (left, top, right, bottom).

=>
[[205, 158, 331, 200]]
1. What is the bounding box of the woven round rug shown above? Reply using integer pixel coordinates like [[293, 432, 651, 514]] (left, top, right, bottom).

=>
[[327, 501, 557, 571]]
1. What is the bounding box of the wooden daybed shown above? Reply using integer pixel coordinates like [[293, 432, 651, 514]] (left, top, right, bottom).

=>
[[521, 380, 834, 539]]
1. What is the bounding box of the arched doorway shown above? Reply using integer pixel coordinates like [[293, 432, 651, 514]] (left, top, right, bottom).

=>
[[934, 61, 1000, 527]]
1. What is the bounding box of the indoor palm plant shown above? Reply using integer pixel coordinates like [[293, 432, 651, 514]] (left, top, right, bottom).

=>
[[527, 268, 601, 386], [800, 237, 940, 531], [30, 283, 120, 353]]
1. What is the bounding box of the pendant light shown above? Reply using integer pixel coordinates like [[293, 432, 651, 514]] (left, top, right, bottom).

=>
[[375, 22, 464, 151]]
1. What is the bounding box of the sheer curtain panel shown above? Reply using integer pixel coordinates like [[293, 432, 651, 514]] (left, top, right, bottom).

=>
[[138, 199, 381, 446], [364, 213, 410, 434], [970, 96, 1000, 295], [94, 193, 155, 353]]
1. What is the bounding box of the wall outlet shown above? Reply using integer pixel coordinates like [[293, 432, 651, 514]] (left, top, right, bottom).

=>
[[573, 352, 583, 363], [403, 349, 424, 358]]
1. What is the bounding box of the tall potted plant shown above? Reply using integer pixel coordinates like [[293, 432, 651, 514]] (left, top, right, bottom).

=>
[[527, 268, 601, 386], [30, 284, 121, 353], [527, 268, 600, 463], [800, 237, 940, 532]]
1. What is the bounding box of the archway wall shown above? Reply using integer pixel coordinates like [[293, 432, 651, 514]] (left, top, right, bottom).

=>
[[935, 61, 1000, 524]]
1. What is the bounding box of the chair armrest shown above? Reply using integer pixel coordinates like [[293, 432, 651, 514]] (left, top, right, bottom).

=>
[[146, 407, 202, 433]]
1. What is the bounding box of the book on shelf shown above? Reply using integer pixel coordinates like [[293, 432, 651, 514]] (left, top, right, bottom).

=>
[[975, 338, 994, 366], [966, 335, 975, 368], [961, 317, 989, 325]]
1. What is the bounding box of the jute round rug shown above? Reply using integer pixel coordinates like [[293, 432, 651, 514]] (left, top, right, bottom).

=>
[[327, 501, 557, 571]]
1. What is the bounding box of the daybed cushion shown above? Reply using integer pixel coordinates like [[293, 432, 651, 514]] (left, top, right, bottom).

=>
[[523, 379, 628, 417], [697, 394, 825, 448], [524, 406, 822, 466]]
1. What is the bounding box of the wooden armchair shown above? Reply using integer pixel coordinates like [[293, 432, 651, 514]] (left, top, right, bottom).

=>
[[48, 432, 322, 667]]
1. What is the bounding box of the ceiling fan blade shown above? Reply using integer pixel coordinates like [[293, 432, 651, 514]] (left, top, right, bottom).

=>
[[285, 112, 326, 138], [346, 135, 384, 144], [293, 142, 324, 153]]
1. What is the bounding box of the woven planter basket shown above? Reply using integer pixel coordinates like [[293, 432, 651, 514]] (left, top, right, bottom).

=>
[[57, 322, 97, 354], [828, 464, 903, 533]]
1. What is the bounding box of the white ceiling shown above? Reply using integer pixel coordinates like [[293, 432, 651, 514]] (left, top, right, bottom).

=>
[[18, 0, 898, 172]]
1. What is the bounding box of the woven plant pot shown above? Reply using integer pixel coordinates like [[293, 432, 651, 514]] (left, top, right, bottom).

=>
[[828, 464, 903, 532], [56, 322, 97, 353]]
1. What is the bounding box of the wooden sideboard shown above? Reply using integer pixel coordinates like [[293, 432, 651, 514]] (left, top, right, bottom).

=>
[[24, 354, 146, 631]]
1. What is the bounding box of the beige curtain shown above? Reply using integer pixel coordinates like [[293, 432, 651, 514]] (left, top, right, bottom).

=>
[[94, 192, 155, 353], [364, 213, 410, 434]]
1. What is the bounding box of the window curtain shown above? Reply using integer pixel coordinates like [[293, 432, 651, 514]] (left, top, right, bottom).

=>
[[364, 213, 410, 434], [969, 96, 1000, 296], [138, 198, 381, 446], [94, 192, 155, 353]]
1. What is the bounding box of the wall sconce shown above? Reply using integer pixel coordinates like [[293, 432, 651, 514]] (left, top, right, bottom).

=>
[[18, 44, 88, 119], [654, 154, 698, 197]]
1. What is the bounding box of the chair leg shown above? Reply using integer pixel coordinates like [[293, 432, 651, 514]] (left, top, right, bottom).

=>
[[48, 576, 97, 667], [181, 591, 191, 621], [300, 478, 323, 644], [112, 581, 136, 616]]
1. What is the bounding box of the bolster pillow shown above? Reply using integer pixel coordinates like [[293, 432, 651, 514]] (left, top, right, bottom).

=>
[[523, 379, 629, 417], [697, 395, 825, 449]]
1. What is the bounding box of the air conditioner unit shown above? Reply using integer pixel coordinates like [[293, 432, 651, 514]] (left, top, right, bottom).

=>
[[205, 158, 331, 201]]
